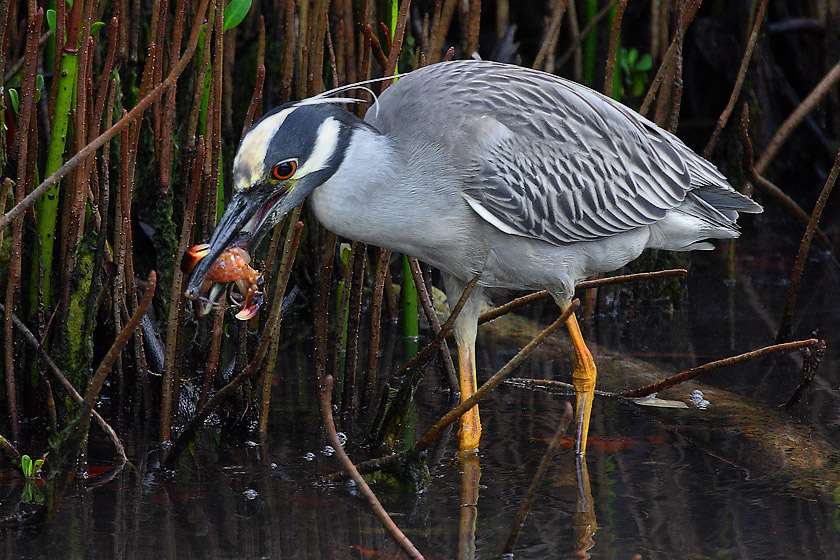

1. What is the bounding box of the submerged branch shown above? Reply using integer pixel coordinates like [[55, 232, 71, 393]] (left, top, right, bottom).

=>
[[617, 338, 819, 398], [777, 146, 840, 343], [0, 303, 127, 464], [504, 402, 574, 554], [415, 301, 579, 452], [318, 376, 425, 560]]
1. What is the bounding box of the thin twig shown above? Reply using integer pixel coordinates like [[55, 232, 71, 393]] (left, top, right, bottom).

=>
[[617, 338, 819, 398], [640, 0, 702, 118], [777, 147, 840, 342], [603, 0, 627, 96], [408, 257, 458, 392], [81, 271, 157, 428], [556, 0, 619, 71], [0, 303, 127, 463], [756, 58, 840, 175], [739, 105, 833, 251], [364, 249, 392, 413], [477, 269, 687, 325], [390, 274, 480, 380], [532, 0, 569, 70], [503, 402, 574, 554], [415, 301, 579, 452], [3, 28, 52, 82], [362, 25, 389, 70], [703, 0, 769, 158], [319, 376, 425, 559], [382, 0, 412, 81]]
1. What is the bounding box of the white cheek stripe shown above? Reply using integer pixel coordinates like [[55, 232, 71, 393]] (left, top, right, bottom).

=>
[[294, 117, 340, 178], [234, 107, 297, 191]]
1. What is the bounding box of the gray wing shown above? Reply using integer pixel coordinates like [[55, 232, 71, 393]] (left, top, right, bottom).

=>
[[386, 60, 758, 245]]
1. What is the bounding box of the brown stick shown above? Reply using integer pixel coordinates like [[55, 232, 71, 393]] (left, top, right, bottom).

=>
[[556, 0, 619, 70], [364, 248, 392, 412], [408, 257, 459, 392], [0, 303, 127, 463], [415, 301, 579, 452], [161, 138, 206, 443], [703, 0, 768, 158], [382, 0, 411, 83], [318, 376, 426, 560], [428, 0, 459, 64], [618, 338, 819, 398], [756, 58, 840, 175], [603, 0, 627, 96], [640, 0, 702, 118], [503, 402, 574, 554], [477, 269, 687, 325], [739, 105, 833, 251], [80, 271, 157, 429], [390, 274, 481, 381], [777, 147, 840, 342], [532, 0, 569, 70], [362, 24, 389, 70], [0, 0, 211, 232]]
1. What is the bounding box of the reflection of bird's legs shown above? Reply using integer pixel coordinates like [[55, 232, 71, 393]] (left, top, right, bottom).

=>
[[458, 453, 481, 560], [573, 455, 597, 559], [563, 305, 597, 455]]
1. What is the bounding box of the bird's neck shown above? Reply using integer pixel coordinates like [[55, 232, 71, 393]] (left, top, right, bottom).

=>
[[309, 126, 407, 244]]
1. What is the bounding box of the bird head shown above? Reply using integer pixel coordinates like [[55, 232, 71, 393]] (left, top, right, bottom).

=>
[[184, 100, 362, 301]]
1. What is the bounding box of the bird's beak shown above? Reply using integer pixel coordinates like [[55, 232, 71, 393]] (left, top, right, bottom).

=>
[[183, 184, 295, 300]]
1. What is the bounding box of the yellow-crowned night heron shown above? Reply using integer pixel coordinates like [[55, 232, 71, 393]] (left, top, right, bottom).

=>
[[184, 60, 762, 454]]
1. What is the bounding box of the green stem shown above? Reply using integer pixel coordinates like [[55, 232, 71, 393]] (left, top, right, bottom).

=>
[[400, 255, 418, 359], [35, 49, 79, 309]]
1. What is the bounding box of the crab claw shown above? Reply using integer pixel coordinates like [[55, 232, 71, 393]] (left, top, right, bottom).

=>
[[234, 285, 265, 321], [181, 243, 211, 275]]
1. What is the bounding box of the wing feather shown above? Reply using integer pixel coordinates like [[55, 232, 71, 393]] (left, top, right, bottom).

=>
[[370, 60, 761, 246]]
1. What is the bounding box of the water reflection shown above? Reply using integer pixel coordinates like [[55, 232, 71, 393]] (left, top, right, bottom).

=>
[[458, 453, 481, 560], [572, 456, 596, 559], [4, 239, 840, 558]]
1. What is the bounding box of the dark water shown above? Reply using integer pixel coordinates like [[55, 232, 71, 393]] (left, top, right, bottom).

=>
[[4, 223, 840, 559]]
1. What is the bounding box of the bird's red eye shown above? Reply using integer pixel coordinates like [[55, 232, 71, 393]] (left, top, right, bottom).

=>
[[272, 160, 296, 180]]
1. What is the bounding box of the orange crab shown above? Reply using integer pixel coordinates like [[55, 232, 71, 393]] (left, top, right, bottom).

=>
[[181, 236, 265, 320]]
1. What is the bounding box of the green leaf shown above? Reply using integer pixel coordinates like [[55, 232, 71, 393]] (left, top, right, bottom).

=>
[[46, 9, 56, 32], [34, 458, 44, 471], [21, 454, 32, 477], [636, 54, 652, 72], [35, 75, 44, 103], [223, 0, 252, 31], [90, 21, 105, 35], [9, 88, 19, 114]]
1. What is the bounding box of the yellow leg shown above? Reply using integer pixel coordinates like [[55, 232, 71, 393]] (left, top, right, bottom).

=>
[[565, 308, 597, 455], [457, 342, 482, 451]]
